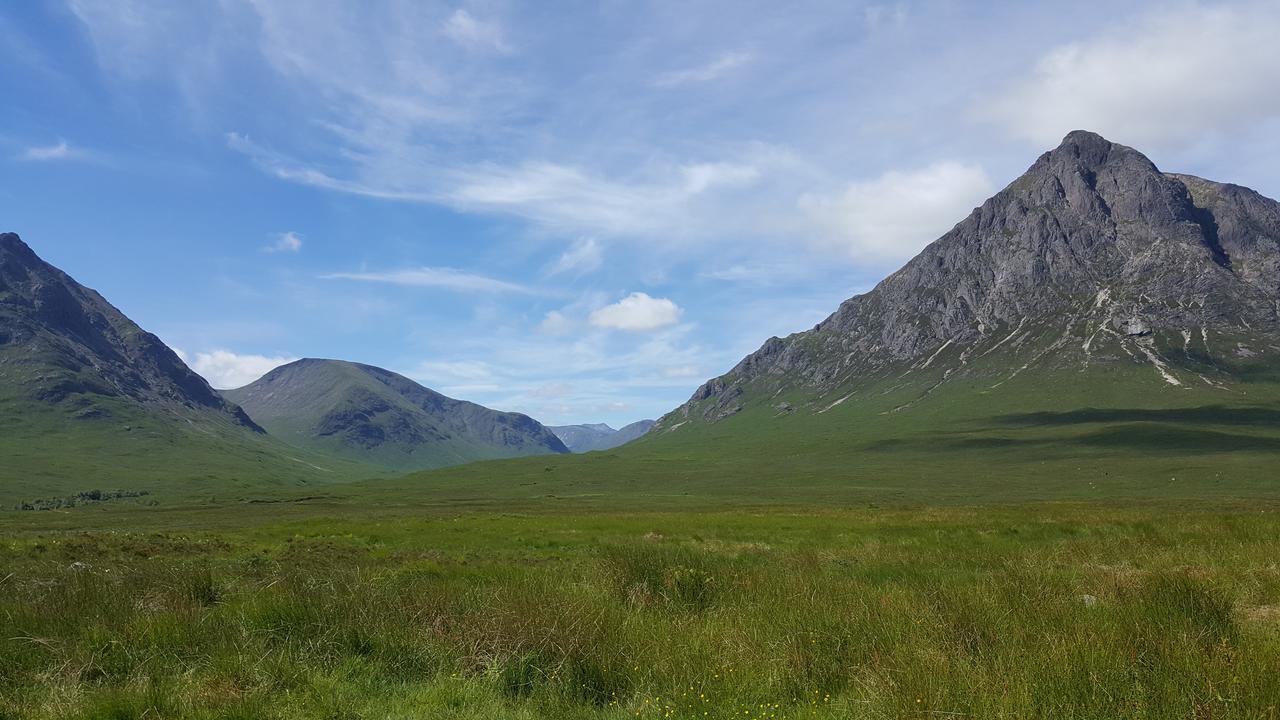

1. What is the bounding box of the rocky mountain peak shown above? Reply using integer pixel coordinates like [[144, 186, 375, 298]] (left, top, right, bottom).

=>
[[1050, 129, 1117, 166], [659, 132, 1280, 427], [1, 231, 33, 255]]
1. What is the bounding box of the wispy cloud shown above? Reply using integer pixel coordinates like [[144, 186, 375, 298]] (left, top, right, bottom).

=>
[[443, 9, 511, 53], [863, 3, 908, 30], [441, 158, 764, 237], [320, 267, 533, 294], [18, 140, 76, 161], [548, 238, 602, 276], [227, 132, 765, 240], [225, 132, 436, 203], [263, 231, 302, 253], [653, 51, 752, 88], [697, 262, 819, 286]]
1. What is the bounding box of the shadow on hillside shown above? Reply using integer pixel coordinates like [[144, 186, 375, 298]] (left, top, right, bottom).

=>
[[1067, 424, 1280, 452], [868, 423, 1280, 455], [992, 406, 1280, 428]]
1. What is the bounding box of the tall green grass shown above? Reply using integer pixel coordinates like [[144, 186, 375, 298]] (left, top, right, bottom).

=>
[[3, 506, 1279, 718]]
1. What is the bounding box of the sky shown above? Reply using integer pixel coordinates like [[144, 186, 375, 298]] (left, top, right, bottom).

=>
[[3, 1, 1280, 427]]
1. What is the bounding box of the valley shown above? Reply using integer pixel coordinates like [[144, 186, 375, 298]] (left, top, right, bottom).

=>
[[5, 128, 1280, 718]]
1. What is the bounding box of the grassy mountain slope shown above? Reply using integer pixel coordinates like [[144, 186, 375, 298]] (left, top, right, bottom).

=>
[[0, 233, 378, 504], [222, 359, 569, 471], [369, 358, 1280, 508], [0, 395, 379, 506]]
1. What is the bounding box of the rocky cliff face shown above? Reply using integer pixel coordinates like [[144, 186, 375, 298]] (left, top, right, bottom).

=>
[[660, 131, 1280, 427], [0, 232, 261, 429]]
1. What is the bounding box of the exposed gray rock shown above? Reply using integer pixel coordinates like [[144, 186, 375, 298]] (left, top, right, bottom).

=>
[[659, 131, 1280, 426]]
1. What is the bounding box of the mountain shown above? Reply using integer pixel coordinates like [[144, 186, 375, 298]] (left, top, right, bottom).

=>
[[386, 131, 1280, 507], [0, 232, 260, 429], [550, 423, 615, 452], [222, 359, 570, 471], [657, 131, 1280, 431], [550, 420, 656, 452], [0, 233, 369, 503]]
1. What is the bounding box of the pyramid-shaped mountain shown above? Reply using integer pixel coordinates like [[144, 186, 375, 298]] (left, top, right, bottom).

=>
[[659, 131, 1280, 428]]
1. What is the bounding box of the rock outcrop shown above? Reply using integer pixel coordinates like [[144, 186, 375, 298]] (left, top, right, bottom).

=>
[[659, 131, 1280, 427]]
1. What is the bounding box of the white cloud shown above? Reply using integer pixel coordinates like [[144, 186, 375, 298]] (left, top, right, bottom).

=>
[[176, 348, 297, 389], [18, 140, 75, 161], [799, 162, 992, 265], [549, 237, 603, 275], [320, 267, 532, 293], [589, 292, 683, 332], [653, 51, 752, 87], [537, 310, 574, 336], [981, 3, 1280, 147], [443, 9, 511, 53], [264, 231, 302, 253]]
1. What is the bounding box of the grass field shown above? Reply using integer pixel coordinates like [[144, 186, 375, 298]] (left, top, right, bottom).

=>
[[5, 366, 1280, 718], [4, 500, 1280, 719], [0, 398, 383, 508]]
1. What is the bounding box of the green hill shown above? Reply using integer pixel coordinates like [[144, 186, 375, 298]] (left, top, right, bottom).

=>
[[0, 233, 377, 505], [368, 359, 1280, 509], [222, 359, 569, 471]]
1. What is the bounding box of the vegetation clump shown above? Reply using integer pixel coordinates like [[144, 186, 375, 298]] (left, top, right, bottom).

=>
[[13, 489, 150, 511]]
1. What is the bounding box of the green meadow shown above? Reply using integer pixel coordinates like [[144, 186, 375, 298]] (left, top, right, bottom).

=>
[[5, 368, 1280, 718], [4, 503, 1280, 719]]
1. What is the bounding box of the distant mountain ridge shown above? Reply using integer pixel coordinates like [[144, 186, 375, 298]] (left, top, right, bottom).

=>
[[223, 359, 570, 470], [550, 420, 656, 452], [658, 130, 1280, 429]]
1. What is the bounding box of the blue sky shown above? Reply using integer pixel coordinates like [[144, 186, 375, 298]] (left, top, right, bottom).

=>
[[3, 1, 1280, 427]]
